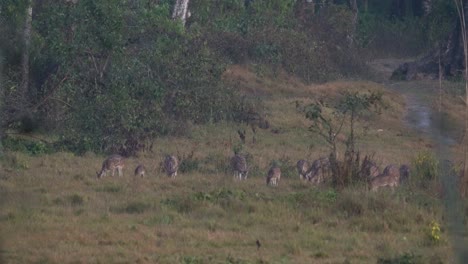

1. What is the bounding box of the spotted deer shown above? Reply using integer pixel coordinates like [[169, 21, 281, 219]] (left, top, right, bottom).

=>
[[266, 166, 281, 186], [306, 157, 331, 184], [296, 159, 309, 181], [231, 154, 248, 180], [361, 157, 380, 181], [97, 155, 125, 179], [370, 164, 400, 192], [164, 155, 179, 178], [134, 164, 146, 178]]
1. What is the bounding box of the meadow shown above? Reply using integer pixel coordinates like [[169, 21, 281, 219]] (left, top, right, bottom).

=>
[[0, 66, 466, 263]]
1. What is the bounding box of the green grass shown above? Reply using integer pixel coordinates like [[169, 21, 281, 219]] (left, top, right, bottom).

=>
[[0, 156, 456, 263], [0, 70, 466, 263]]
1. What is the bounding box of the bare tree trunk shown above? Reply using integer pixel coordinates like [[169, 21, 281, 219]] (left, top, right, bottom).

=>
[[348, 0, 358, 45], [172, 0, 190, 26], [423, 0, 432, 16], [363, 0, 368, 13], [20, 1, 33, 103], [454, 0, 468, 179], [0, 50, 4, 153]]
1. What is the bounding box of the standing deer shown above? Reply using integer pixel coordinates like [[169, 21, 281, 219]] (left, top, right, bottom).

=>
[[231, 154, 248, 180], [266, 166, 281, 186], [306, 157, 331, 184], [370, 164, 400, 192], [361, 157, 380, 181], [297, 159, 309, 181], [134, 164, 146, 178], [97, 155, 125, 179], [164, 155, 179, 178]]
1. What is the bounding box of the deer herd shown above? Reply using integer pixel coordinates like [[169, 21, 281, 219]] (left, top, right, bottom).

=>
[[97, 153, 410, 191]]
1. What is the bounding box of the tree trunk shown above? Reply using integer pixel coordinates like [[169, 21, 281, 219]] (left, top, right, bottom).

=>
[[423, 0, 432, 16], [172, 0, 190, 26], [20, 1, 33, 103], [348, 0, 358, 45], [349, 0, 358, 23]]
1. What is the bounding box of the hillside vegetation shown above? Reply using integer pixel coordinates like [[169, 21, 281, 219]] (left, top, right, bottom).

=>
[[1, 67, 465, 263], [1, 1, 467, 263]]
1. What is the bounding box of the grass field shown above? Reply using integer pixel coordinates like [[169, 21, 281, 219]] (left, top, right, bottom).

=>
[[0, 66, 466, 263]]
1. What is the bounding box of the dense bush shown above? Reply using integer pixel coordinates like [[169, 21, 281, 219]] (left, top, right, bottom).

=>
[[2, 1, 250, 155], [1, 0, 456, 156]]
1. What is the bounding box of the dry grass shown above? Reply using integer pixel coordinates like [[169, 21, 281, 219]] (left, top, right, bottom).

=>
[[0, 66, 465, 263]]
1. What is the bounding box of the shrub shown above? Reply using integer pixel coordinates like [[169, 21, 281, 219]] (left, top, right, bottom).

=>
[[178, 152, 200, 174], [67, 194, 85, 207], [428, 220, 442, 244], [411, 152, 439, 188], [123, 202, 151, 214], [2, 137, 51, 156]]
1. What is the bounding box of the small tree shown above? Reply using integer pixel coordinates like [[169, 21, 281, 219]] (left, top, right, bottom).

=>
[[303, 91, 383, 188]]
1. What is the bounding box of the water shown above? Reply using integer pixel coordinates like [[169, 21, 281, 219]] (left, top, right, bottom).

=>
[[403, 93, 457, 146]]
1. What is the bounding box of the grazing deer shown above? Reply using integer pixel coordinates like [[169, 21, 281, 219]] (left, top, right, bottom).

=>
[[361, 157, 380, 181], [306, 157, 330, 184], [297, 159, 309, 181], [164, 155, 179, 178], [134, 164, 146, 178], [266, 166, 281, 186], [370, 164, 400, 192], [399, 164, 410, 184], [231, 154, 248, 180], [97, 155, 125, 179]]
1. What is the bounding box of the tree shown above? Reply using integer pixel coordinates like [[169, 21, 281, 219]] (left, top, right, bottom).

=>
[[302, 91, 383, 188], [20, 0, 32, 104], [392, 1, 461, 80], [172, 0, 190, 26]]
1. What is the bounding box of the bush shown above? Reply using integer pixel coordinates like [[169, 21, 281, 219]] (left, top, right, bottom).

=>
[[2, 137, 51, 156], [411, 152, 439, 188], [67, 194, 85, 207], [125, 202, 150, 214]]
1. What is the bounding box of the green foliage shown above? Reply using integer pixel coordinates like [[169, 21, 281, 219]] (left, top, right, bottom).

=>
[[356, 0, 456, 57], [112, 201, 151, 214], [182, 256, 204, 264], [1, 0, 457, 157], [67, 194, 84, 207], [411, 152, 439, 187], [303, 92, 383, 188], [178, 152, 200, 174], [125, 202, 150, 214], [2, 137, 51, 155], [427, 220, 442, 244], [2, 1, 250, 156]]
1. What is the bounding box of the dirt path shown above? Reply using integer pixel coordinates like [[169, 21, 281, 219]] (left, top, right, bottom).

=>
[[369, 59, 457, 147], [370, 59, 468, 261]]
